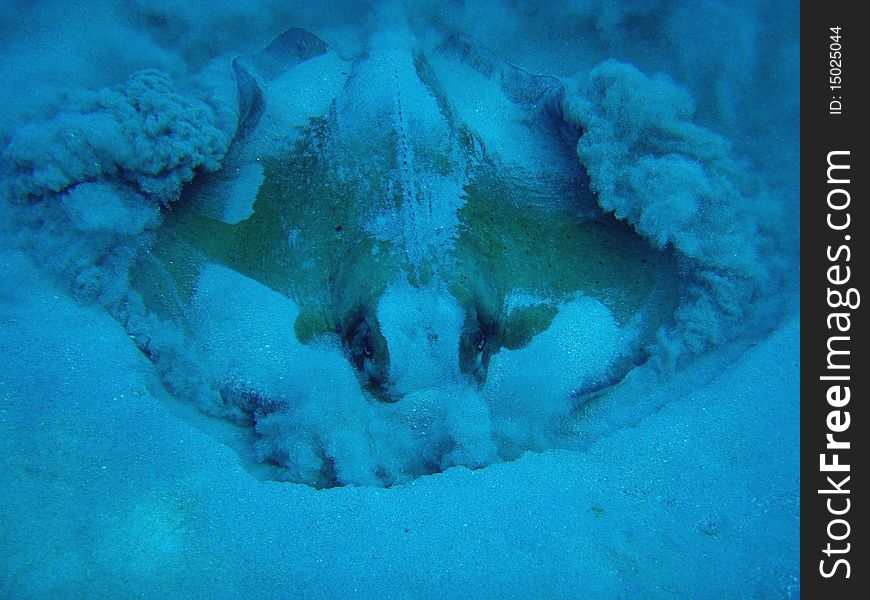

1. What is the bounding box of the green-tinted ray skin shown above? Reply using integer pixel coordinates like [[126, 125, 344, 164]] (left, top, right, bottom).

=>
[[450, 170, 679, 329], [142, 105, 679, 369]]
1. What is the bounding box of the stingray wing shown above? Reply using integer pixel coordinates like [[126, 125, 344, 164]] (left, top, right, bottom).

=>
[[133, 28, 679, 375]]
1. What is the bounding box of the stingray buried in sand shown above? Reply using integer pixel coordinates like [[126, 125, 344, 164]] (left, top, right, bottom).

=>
[[130, 26, 680, 485]]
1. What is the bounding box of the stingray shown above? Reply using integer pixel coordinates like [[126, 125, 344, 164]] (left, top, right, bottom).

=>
[[133, 26, 680, 406]]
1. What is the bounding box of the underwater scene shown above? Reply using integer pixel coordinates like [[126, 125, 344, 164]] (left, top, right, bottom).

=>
[[0, 0, 799, 597]]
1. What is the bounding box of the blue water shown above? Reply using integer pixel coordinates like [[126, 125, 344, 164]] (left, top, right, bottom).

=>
[[0, 1, 799, 597]]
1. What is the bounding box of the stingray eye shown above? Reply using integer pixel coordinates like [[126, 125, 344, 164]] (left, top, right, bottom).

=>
[[459, 308, 498, 387], [345, 314, 392, 400], [476, 331, 486, 352], [363, 330, 374, 358], [348, 317, 371, 370]]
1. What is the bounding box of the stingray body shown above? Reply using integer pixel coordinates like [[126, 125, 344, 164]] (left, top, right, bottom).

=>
[[136, 27, 679, 408]]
